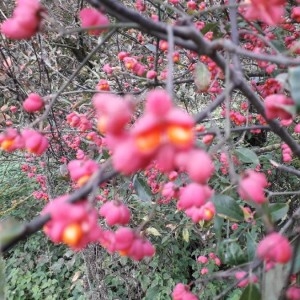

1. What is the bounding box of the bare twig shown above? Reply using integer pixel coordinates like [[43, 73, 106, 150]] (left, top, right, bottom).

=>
[[270, 160, 300, 177], [30, 29, 117, 127]]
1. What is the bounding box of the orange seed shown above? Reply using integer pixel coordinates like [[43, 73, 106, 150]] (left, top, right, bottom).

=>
[[167, 125, 194, 147], [62, 223, 83, 247], [135, 129, 161, 153]]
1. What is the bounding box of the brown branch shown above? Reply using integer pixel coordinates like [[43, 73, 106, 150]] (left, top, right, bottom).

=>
[[85, 0, 300, 157]]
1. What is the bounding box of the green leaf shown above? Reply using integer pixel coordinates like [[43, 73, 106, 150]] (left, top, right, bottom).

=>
[[289, 66, 300, 112], [246, 232, 256, 260], [50, 259, 64, 273], [239, 284, 261, 300], [269, 203, 289, 222], [212, 195, 244, 222], [145, 286, 160, 299], [201, 22, 219, 35], [213, 215, 224, 240], [161, 233, 172, 244], [235, 148, 259, 165], [133, 174, 152, 202], [228, 289, 242, 300], [228, 243, 245, 265], [218, 241, 246, 265], [270, 40, 286, 52], [140, 275, 151, 291]]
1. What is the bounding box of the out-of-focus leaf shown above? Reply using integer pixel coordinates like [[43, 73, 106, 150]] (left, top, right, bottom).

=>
[[0, 218, 24, 248], [201, 22, 219, 35], [194, 62, 211, 92], [270, 40, 286, 52], [212, 195, 244, 222], [145, 286, 160, 298], [50, 258, 64, 274], [145, 43, 157, 53], [133, 174, 152, 202], [0, 105, 8, 112], [235, 148, 259, 165], [262, 263, 289, 300], [289, 66, 300, 112], [275, 72, 288, 90], [146, 227, 161, 236], [228, 243, 245, 265], [214, 215, 224, 240], [218, 241, 246, 265], [182, 228, 189, 243], [0, 255, 4, 300], [246, 232, 256, 260], [72, 271, 81, 283], [269, 203, 289, 222], [290, 238, 300, 274], [239, 284, 261, 300]]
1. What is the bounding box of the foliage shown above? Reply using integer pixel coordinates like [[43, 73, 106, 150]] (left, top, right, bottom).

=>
[[5, 233, 85, 300], [0, 160, 84, 299]]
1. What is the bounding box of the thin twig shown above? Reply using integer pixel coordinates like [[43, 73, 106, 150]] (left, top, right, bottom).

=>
[[30, 29, 117, 127], [193, 85, 234, 123], [270, 160, 300, 178], [166, 25, 174, 97], [58, 22, 139, 36]]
